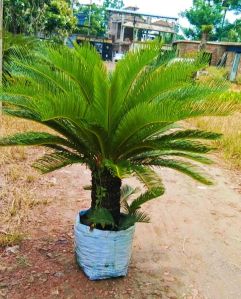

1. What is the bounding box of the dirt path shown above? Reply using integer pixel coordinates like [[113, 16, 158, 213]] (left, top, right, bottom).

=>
[[0, 155, 241, 299]]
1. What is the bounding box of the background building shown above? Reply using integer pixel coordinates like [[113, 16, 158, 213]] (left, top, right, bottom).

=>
[[107, 7, 178, 53], [173, 40, 241, 81]]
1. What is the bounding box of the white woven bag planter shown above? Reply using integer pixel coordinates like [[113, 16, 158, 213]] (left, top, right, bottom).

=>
[[74, 210, 135, 280]]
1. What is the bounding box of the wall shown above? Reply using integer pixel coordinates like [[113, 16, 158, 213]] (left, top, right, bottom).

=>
[[176, 42, 226, 65], [175, 42, 241, 80]]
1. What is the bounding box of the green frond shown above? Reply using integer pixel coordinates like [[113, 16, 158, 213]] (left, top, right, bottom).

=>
[[120, 184, 139, 213], [132, 210, 150, 223], [33, 150, 84, 174], [128, 188, 164, 214], [111, 95, 229, 157], [87, 208, 115, 229], [109, 45, 160, 129], [118, 215, 136, 230], [0, 132, 70, 147], [120, 138, 214, 161], [124, 63, 201, 111], [149, 158, 213, 185], [132, 150, 213, 165], [118, 210, 150, 230], [121, 165, 165, 214], [3, 107, 41, 122], [131, 165, 164, 191], [151, 129, 222, 141], [90, 65, 110, 130], [121, 184, 139, 202], [103, 160, 132, 178]]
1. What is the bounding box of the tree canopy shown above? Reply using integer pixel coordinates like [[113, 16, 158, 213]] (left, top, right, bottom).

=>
[[103, 0, 124, 9], [182, 0, 241, 41], [3, 0, 76, 38], [76, 0, 124, 37]]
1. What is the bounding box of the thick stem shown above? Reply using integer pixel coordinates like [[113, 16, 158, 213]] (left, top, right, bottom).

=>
[[91, 167, 121, 225]]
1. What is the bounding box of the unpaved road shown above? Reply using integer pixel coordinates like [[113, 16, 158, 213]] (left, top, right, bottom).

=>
[[1, 155, 241, 299], [134, 161, 241, 299]]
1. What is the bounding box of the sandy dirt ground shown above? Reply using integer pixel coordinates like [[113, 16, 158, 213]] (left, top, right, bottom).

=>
[[0, 153, 241, 299]]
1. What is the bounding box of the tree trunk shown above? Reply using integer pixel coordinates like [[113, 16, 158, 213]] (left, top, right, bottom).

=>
[[199, 31, 208, 51], [219, 8, 227, 41], [91, 167, 121, 225]]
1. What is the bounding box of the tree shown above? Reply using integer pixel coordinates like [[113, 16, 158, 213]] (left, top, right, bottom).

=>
[[103, 0, 124, 9], [225, 19, 241, 42], [44, 0, 76, 38], [76, 0, 124, 37], [77, 4, 106, 37], [1, 44, 232, 227], [214, 0, 241, 12], [182, 0, 241, 40], [182, 0, 223, 40], [3, 0, 76, 38]]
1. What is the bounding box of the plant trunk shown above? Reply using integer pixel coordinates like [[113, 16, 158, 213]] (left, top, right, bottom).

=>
[[199, 32, 208, 51], [91, 168, 121, 225]]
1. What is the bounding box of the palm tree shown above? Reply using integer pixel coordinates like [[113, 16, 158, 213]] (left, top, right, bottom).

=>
[[0, 44, 231, 228]]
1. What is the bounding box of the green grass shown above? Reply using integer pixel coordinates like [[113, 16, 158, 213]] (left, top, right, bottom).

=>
[[0, 232, 24, 247]]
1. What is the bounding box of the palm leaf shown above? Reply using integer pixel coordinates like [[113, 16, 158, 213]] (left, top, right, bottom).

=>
[[132, 150, 213, 165], [131, 165, 164, 191], [0, 132, 71, 147], [148, 158, 213, 185], [33, 150, 84, 174]]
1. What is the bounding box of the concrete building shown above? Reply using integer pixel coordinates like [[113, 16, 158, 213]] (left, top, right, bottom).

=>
[[173, 40, 241, 81], [107, 7, 178, 53]]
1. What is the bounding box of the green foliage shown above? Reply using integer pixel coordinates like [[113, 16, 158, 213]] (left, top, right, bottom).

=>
[[119, 185, 151, 230], [103, 0, 124, 9], [88, 208, 115, 229], [3, 32, 36, 55], [76, 0, 124, 37], [2, 32, 38, 81], [3, 0, 76, 39], [201, 25, 213, 34], [182, 0, 241, 41], [1, 43, 234, 228], [222, 19, 241, 42], [76, 4, 106, 37], [44, 0, 77, 38]]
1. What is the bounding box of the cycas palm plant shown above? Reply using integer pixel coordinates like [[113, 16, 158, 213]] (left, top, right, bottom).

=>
[[0, 44, 232, 229]]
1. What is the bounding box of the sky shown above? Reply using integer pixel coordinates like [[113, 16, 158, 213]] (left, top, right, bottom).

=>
[[78, 0, 192, 26], [123, 0, 192, 27], [78, 0, 237, 28]]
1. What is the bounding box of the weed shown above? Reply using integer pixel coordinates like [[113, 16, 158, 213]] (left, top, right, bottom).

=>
[[26, 175, 37, 183], [0, 232, 24, 247], [16, 255, 31, 267]]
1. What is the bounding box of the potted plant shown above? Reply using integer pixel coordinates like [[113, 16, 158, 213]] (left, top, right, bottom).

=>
[[0, 44, 231, 280]]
